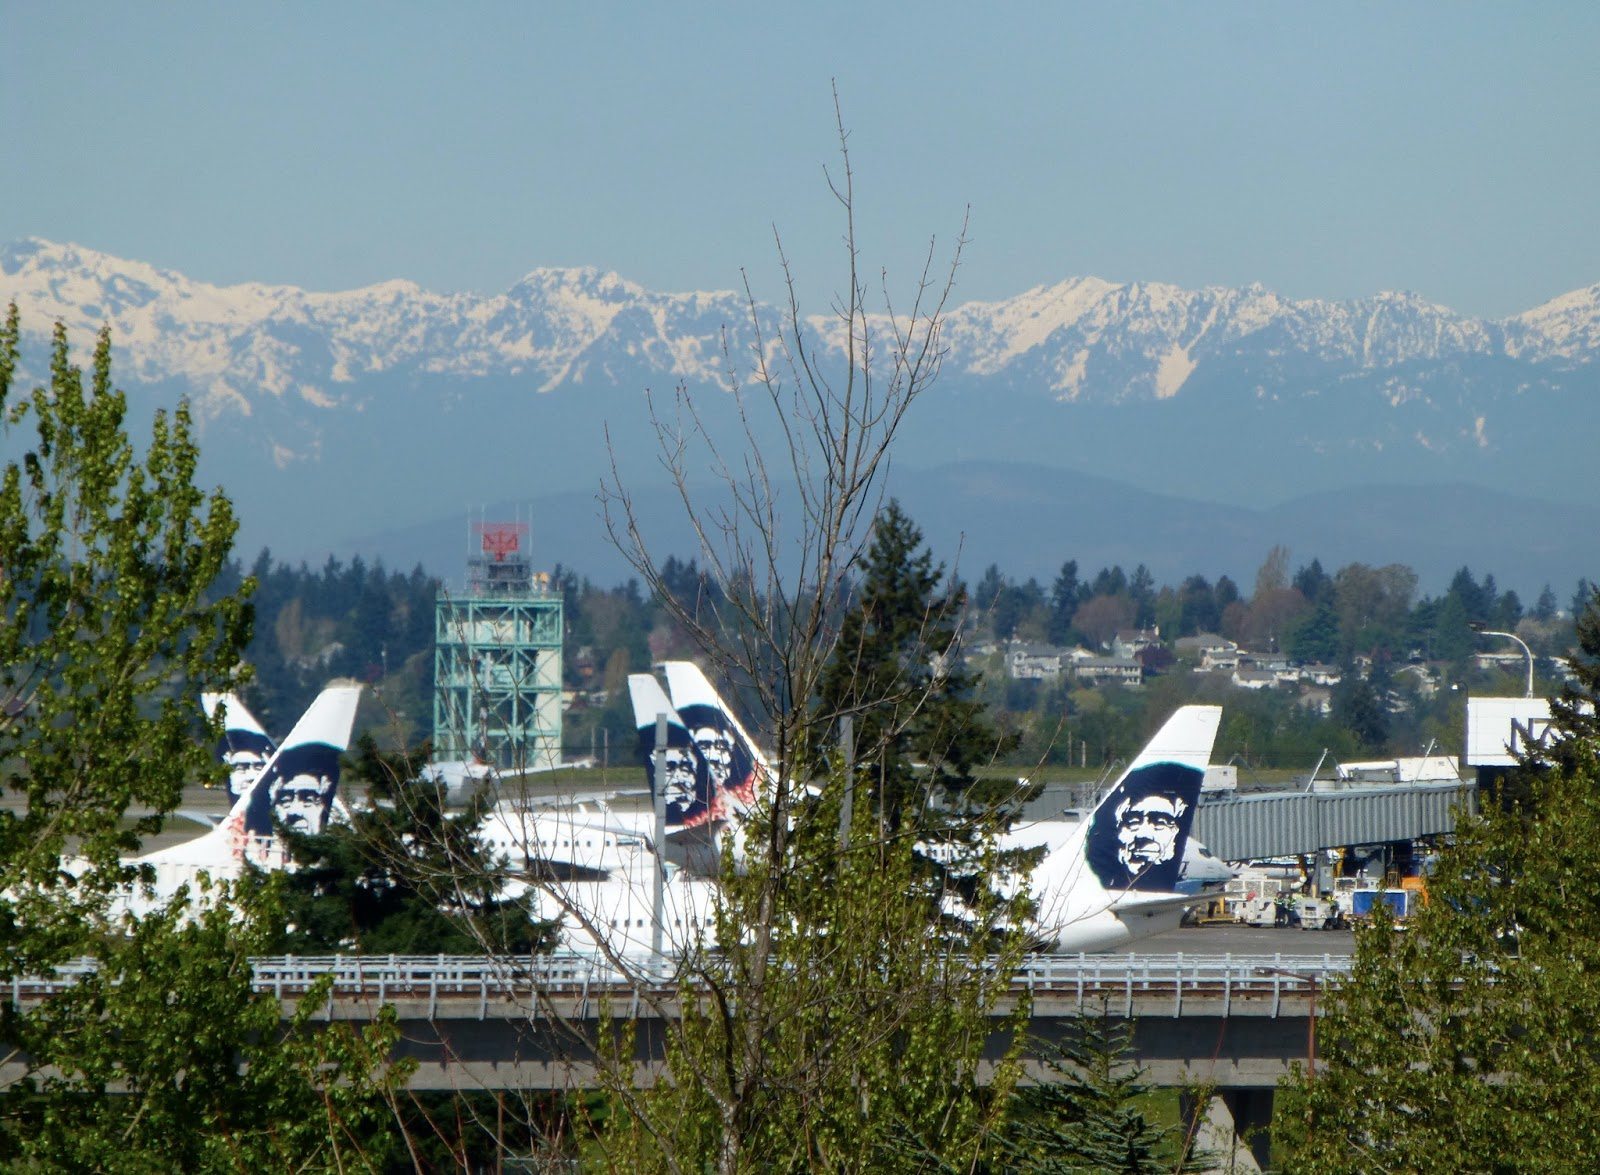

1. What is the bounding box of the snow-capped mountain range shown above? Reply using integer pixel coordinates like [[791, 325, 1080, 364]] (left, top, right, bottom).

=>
[[4, 237, 1596, 410], [2, 236, 1597, 591]]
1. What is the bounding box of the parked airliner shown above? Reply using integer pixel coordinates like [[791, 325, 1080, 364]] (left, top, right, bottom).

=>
[[528, 663, 1228, 957]]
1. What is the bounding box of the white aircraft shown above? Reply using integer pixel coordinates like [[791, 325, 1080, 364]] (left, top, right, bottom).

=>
[[1019, 704, 1228, 953], [532, 665, 1229, 958], [109, 683, 363, 920]]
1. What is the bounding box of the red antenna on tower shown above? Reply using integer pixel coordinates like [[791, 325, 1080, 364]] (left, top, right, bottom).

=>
[[475, 522, 526, 563]]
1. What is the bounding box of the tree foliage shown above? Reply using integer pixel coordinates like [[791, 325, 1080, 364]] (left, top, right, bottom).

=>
[[1, 883, 407, 1171], [0, 308, 407, 1168], [273, 733, 549, 955], [994, 1009, 1208, 1174], [0, 308, 251, 960], [817, 499, 1015, 835], [1275, 592, 1600, 1169]]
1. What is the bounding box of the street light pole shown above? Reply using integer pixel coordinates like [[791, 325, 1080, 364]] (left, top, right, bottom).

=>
[[1469, 623, 1535, 699]]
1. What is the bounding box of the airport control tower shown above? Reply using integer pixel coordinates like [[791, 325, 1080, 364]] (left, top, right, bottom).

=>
[[433, 521, 563, 772]]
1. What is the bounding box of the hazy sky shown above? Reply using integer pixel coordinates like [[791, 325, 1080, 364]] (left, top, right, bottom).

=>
[[5, 4, 1595, 318]]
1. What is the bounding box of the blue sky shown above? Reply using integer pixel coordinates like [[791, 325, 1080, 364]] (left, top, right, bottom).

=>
[[5, 3, 1595, 318]]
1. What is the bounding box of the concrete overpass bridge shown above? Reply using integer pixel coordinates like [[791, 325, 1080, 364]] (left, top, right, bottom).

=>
[[8, 952, 1345, 1092]]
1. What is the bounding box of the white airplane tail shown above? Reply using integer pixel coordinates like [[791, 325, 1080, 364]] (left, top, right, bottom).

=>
[[237, 683, 362, 843], [1079, 704, 1221, 893], [661, 661, 771, 811], [1023, 704, 1224, 952], [628, 672, 721, 832], [202, 691, 277, 804], [124, 683, 363, 912]]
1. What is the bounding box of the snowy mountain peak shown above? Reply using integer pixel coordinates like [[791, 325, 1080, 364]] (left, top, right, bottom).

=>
[[0, 238, 1594, 414]]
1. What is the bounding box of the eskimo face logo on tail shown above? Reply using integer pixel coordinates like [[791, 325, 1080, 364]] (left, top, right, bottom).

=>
[[1084, 762, 1204, 892], [244, 743, 343, 839], [220, 731, 274, 805], [675, 704, 757, 806], [638, 723, 716, 830]]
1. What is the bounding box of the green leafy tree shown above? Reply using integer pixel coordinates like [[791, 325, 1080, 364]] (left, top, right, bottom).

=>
[[2, 883, 407, 1170], [0, 309, 251, 956], [1275, 745, 1600, 1169], [605, 759, 1027, 1172], [1275, 592, 1600, 1168], [0, 308, 405, 1168]]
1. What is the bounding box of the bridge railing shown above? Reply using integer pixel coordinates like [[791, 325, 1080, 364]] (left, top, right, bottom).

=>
[[8, 952, 1352, 1019]]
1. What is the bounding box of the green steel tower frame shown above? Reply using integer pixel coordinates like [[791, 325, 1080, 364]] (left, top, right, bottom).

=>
[[433, 522, 563, 772]]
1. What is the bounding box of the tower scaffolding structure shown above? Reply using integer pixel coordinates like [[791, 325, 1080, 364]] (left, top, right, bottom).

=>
[[433, 519, 563, 773]]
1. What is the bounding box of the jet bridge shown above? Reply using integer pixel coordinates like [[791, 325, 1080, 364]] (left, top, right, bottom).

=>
[[1192, 780, 1477, 863]]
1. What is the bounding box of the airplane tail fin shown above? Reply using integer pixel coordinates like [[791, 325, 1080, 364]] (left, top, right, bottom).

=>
[[1080, 705, 1221, 894], [237, 683, 363, 842], [628, 673, 716, 831], [202, 692, 278, 804], [662, 661, 771, 809], [148, 684, 361, 875]]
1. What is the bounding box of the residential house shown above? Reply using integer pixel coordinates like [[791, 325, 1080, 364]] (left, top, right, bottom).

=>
[[1073, 656, 1144, 687], [1006, 642, 1067, 680], [1111, 627, 1161, 660]]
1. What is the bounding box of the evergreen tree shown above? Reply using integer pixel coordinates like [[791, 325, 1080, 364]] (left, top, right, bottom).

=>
[[1447, 565, 1490, 625], [1177, 575, 1220, 636], [274, 734, 548, 954], [1545, 585, 1600, 768], [1090, 565, 1128, 598], [1128, 564, 1156, 629], [1535, 583, 1558, 622], [1048, 560, 1082, 645], [1274, 727, 1600, 1169], [816, 500, 1014, 836], [975, 563, 1007, 612], [1286, 598, 1337, 662], [1330, 668, 1389, 752], [1292, 558, 1333, 605], [994, 1010, 1209, 1173], [1430, 591, 1475, 665]]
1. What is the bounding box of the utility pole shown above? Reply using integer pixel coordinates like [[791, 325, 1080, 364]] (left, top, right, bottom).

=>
[[838, 715, 854, 850], [652, 711, 668, 961]]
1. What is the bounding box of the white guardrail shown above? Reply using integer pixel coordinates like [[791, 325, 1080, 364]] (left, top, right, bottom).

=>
[[8, 953, 1353, 1020]]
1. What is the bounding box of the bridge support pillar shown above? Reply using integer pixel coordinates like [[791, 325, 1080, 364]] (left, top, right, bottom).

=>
[[1183, 1089, 1273, 1172]]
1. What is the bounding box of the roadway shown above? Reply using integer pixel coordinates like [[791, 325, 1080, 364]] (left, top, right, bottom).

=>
[[1114, 922, 1355, 956]]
